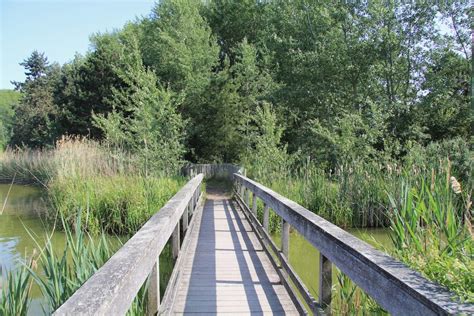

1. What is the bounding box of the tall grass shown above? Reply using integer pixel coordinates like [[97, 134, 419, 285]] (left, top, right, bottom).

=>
[[49, 175, 185, 234], [0, 136, 186, 234], [388, 163, 473, 302], [0, 262, 33, 316], [0, 212, 153, 315], [0, 136, 138, 185], [246, 161, 400, 229], [245, 155, 473, 308]]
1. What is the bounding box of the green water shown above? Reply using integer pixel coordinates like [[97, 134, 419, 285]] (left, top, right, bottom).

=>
[[271, 227, 392, 310], [0, 184, 175, 315], [0, 184, 64, 314]]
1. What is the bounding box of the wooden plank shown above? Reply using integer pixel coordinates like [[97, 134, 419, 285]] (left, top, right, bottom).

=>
[[147, 259, 159, 316], [172, 223, 180, 259], [263, 203, 270, 232], [319, 254, 332, 309], [54, 174, 204, 316], [234, 192, 314, 315], [281, 219, 290, 258], [234, 173, 474, 316], [170, 195, 298, 315], [160, 193, 206, 314]]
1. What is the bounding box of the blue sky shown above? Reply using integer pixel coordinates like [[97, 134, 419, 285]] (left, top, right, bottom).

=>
[[1, 0, 156, 89]]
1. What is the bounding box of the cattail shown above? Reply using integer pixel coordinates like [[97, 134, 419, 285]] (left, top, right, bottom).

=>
[[450, 176, 462, 194]]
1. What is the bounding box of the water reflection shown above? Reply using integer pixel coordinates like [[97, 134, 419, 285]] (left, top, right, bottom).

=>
[[271, 226, 392, 307]]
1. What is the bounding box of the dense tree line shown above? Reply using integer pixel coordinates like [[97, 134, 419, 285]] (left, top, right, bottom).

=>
[[6, 0, 472, 170]]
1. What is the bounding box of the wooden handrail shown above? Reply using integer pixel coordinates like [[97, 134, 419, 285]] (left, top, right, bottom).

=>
[[182, 163, 244, 179], [54, 174, 204, 316], [233, 173, 474, 315]]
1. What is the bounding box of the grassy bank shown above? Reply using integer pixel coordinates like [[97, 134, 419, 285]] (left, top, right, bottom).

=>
[[0, 138, 184, 314], [49, 175, 184, 234], [0, 137, 186, 234], [244, 150, 473, 310]]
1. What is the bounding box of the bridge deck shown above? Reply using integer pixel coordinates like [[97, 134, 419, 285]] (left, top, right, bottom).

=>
[[170, 191, 298, 315]]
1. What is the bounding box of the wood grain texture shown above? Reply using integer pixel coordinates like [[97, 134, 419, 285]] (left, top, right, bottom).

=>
[[168, 194, 298, 315], [234, 173, 474, 316], [54, 174, 204, 316]]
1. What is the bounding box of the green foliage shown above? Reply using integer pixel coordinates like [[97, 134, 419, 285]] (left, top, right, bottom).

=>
[[388, 166, 473, 302], [10, 51, 60, 148], [49, 175, 185, 235], [6, 1, 470, 169], [0, 262, 32, 316], [94, 26, 185, 174], [0, 90, 20, 149]]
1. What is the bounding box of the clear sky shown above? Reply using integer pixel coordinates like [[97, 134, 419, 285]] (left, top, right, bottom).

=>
[[1, 0, 156, 89]]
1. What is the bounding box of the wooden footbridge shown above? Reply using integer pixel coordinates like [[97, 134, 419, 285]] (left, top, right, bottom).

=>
[[55, 164, 473, 315]]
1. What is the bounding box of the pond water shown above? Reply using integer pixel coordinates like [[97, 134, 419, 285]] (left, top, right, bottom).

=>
[[0, 184, 174, 315], [0, 184, 64, 314], [271, 227, 392, 309], [1, 183, 392, 314]]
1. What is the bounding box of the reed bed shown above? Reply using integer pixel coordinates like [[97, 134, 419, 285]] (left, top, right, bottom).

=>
[[0, 136, 139, 185], [245, 156, 473, 310], [0, 136, 186, 234], [0, 212, 157, 315], [49, 175, 185, 234], [388, 163, 473, 302]]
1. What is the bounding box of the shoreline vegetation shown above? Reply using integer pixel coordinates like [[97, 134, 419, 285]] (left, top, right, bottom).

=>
[[0, 137, 472, 314], [0, 0, 471, 314]]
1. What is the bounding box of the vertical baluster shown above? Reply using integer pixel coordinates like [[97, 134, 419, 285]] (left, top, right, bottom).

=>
[[281, 219, 290, 258], [147, 258, 160, 316], [194, 187, 199, 207], [245, 188, 250, 207], [172, 223, 180, 259], [183, 202, 189, 232], [319, 254, 332, 309], [252, 192, 257, 215], [263, 203, 270, 232]]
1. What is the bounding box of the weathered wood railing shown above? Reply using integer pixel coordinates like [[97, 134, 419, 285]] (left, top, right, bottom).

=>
[[182, 163, 244, 180], [54, 174, 204, 315], [233, 173, 474, 315]]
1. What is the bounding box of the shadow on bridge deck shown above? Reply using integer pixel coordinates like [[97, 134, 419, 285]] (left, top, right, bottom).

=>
[[170, 185, 298, 314]]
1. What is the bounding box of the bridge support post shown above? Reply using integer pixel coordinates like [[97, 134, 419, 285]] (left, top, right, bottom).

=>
[[318, 254, 332, 310], [147, 259, 160, 316], [263, 204, 269, 231], [252, 192, 257, 215], [281, 219, 290, 258], [172, 223, 180, 259], [245, 188, 250, 207], [183, 205, 189, 232]]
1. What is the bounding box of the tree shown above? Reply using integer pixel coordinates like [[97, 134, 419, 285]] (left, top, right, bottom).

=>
[[54, 33, 128, 139], [190, 40, 278, 162], [10, 51, 59, 148], [94, 27, 185, 174]]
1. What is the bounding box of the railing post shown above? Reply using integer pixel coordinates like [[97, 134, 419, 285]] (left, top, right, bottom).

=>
[[263, 203, 270, 232], [281, 219, 290, 258], [172, 223, 180, 259], [319, 254, 332, 310], [245, 188, 250, 207], [147, 258, 160, 316], [195, 186, 199, 206], [252, 192, 257, 215], [183, 204, 189, 232]]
